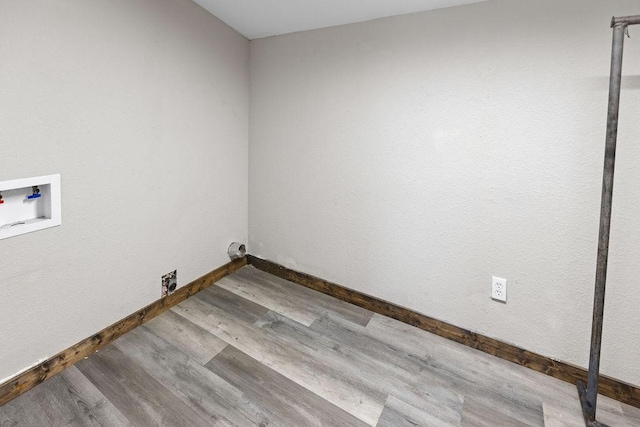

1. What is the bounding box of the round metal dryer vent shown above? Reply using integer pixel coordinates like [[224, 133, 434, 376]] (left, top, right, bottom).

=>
[[228, 242, 246, 260]]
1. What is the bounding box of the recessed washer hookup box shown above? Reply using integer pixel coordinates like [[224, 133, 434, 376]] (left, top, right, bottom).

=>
[[0, 174, 61, 240]]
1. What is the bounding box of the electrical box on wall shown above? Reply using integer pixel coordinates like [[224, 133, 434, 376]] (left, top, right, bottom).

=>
[[0, 174, 61, 240]]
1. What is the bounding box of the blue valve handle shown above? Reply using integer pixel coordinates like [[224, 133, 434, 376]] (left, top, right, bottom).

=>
[[28, 186, 41, 199]]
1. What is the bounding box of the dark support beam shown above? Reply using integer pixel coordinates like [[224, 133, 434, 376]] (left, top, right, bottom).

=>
[[577, 15, 640, 427]]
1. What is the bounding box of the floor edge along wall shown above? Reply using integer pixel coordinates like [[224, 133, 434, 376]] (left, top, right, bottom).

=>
[[1, 254, 638, 411], [0, 257, 247, 407], [246, 255, 640, 410]]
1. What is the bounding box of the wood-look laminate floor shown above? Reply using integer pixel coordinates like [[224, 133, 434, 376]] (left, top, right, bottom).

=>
[[2, 266, 639, 426]]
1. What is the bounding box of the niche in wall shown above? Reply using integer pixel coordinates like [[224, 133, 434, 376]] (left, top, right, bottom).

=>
[[0, 174, 61, 240]]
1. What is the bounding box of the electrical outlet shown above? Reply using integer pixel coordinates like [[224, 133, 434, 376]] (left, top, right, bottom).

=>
[[162, 270, 177, 297], [491, 276, 507, 302]]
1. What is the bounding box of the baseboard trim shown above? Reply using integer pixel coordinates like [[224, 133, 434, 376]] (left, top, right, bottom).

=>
[[0, 257, 247, 407], [247, 255, 640, 409]]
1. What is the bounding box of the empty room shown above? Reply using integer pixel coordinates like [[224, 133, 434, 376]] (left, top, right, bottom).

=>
[[1, 0, 639, 426]]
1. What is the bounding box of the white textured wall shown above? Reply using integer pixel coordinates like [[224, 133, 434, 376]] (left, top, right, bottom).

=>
[[0, 0, 248, 382], [249, 0, 640, 386]]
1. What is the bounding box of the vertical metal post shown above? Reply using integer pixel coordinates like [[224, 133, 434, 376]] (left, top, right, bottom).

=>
[[586, 20, 626, 414], [576, 15, 640, 427]]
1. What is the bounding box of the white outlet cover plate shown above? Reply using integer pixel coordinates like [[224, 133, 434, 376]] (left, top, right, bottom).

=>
[[492, 276, 507, 302]]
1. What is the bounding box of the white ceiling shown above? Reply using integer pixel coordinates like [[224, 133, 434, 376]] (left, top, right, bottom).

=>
[[193, 0, 487, 40]]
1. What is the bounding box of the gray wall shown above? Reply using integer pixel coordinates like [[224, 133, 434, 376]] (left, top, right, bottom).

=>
[[249, 0, 640, 386], [0, 0, 249, 382]]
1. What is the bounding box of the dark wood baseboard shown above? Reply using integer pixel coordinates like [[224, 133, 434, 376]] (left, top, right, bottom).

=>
[[247, 255, 640, 409], [0, 257, 247, 407]]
